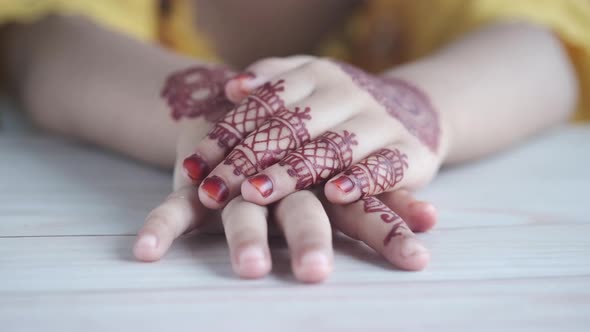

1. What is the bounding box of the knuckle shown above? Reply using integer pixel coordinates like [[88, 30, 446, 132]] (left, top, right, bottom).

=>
[[232, 232, 264, 249], [249, 57, 287, 71], [276, 191, 317, 216], [221, 196, 246, 220]]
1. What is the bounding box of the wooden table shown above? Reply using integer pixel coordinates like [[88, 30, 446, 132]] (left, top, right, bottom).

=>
[[1, 125, 589, 331]]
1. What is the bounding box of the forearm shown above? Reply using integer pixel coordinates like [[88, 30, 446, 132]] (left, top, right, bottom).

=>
[[2, 16, 206, 167], [387, 22, 578, 164]]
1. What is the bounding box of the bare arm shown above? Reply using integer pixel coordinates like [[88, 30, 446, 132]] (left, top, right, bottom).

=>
[[388, 22, 578, 164], [1, 15, 208, 168]]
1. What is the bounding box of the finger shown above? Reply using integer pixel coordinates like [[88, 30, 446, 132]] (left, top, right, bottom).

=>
[[225, 56, 315, 102], [200, 89, 362, 208], [175, 119, 216, 189], [133, 186, 208, 262], [241, 114, 401, 205], [325, 196, 429, 271], [274, 191, 334, 283], [324, 144, 433, 204], [222, 196, 272, 279], [378, 189, 437, 233], [160, 65, 235, 188], [185, 69, 316, 186]]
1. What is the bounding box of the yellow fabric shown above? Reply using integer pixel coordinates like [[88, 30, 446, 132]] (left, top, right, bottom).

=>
[[157, 0, 218, 62], [321, 0, 590, 121], [1, 0, 588, 120], [0, 0, 157, 42]]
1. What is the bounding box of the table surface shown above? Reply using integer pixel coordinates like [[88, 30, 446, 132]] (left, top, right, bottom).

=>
[[1, 123, 589, 332]]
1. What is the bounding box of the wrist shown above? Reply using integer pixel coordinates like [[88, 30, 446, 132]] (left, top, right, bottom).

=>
[[383, 58, 457, 166]]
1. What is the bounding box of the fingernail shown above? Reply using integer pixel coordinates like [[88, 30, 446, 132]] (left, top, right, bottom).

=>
[[230, 72, 257, 95], [201, 176, 229, 203], [400, 240, 428, 258], [301, 251, 329, 267], [135, 234, 158, 249], [248, 174, 273, 198], [183, 154, 209, 183], [239, 246, 265, 267], [332, 175, 355, 193], [231, 72, 256, 82]]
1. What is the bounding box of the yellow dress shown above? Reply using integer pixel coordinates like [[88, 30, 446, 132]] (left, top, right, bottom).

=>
[[1, 0, 589, 120]]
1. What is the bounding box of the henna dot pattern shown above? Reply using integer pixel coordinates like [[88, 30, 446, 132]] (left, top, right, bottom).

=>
[[224, 107, 312, 177], [161, 65, 236, 121], [362, 197, 409, 246], [208, 80, 286, 149], [279, 131, 358, 190], [345, 148, 408, 197], [336, 61, 440, 152]]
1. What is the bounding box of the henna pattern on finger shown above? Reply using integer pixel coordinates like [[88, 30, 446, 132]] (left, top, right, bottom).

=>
[[279, 131, 358, 190], [161, 65, 236, 121], [207, 80, 286, 149], [362, 197, 409, 246], [335, 62, 440, 152], [345, 148, 408, 197], [224, 107, 312, 177]]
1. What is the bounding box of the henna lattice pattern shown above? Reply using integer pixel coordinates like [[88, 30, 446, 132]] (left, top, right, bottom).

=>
[[208, 80, 285, 149], [161, 66, 235, 121], [336, 61, 440, 152], [346, 148, 408, 197], [362, 197, 409, 246], [280, 131, 358, 190], [224, 107, 312, 177]]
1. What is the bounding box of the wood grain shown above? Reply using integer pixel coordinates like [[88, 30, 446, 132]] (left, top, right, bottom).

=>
[[0, 126, 589, 331]]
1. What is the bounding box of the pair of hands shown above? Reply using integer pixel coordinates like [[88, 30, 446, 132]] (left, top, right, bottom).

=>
[[133, 56, 444, 283]]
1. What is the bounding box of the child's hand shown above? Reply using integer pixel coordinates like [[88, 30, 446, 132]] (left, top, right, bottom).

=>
[[135, 187, 435, 283], [182, 56, 448, 212], [134, 61, 437, 282]]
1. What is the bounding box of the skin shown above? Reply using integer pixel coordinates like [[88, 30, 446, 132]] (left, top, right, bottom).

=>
[[0, 3, 577, 283]]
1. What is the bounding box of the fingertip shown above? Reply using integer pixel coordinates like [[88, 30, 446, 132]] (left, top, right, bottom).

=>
[[182, 154, 210, 184], [294, 251, 333, 283], [199, 176, 230, 209], [241, 179, 270, 205], [408, 202, 437, 232], [247, 174, 274, 198], [394, 238, 430, 271], [133, 233, 161, 262], [225, 79, 247, 103], [233, 246, 271, 279], [225, 72, 257, 103], [324, 178, 361, 204]]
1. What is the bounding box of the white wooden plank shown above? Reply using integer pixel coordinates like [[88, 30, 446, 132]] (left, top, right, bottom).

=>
[[0, 135, 170, 236], [1, 113, 589, 332], [1, 277, 588, 332], [1, 223, 588, 294], [420, 126, 590, 222]]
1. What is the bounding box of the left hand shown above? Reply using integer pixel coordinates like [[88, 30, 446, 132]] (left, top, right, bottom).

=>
[[183, 56, 449, 211], [135, 186, 436, 283]]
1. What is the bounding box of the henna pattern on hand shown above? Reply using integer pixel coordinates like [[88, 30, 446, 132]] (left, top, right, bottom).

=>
[[224, 107, 312, 177], [161, 65, 236, 121], [207, 80, 286, 149], [345, 148, 408, 197], [335, 62, 440, 152], [362, 197, 409, 246], [279, 131, 358, 190]]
